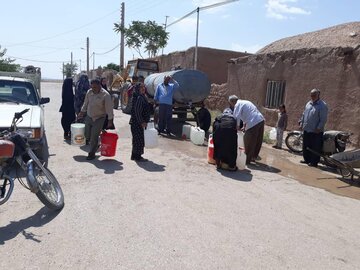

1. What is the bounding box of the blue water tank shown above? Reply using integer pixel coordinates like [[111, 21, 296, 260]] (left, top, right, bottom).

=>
[[144, 69, 211, 104]]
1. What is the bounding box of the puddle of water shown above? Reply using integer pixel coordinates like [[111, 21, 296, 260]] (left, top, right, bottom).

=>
[[260, 145, 360, 200]]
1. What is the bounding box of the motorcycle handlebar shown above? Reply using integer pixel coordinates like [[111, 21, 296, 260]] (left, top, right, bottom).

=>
[[14, 108, 30, 120]]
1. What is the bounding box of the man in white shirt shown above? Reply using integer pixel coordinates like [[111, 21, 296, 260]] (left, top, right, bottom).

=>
[[231, 97, 265, 164]]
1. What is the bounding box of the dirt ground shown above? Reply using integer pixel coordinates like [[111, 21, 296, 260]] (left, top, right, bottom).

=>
[[1, 82, 360, 270]]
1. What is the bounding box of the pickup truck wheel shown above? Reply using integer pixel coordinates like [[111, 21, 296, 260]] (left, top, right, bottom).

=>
[[34, 135, 49, 166], [120, 90, 132, 114]]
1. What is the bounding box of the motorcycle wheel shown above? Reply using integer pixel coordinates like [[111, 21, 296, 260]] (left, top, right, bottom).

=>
[[285, 133, 303, 153], [33, 164, 64, 210], [0, 176, 14, 205]]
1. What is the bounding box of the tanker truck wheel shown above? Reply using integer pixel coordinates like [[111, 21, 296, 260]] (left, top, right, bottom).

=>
[[153, 106, 159, 130], [196, 107, 211, 133], [120, 90, 132, 114], [176, 108, 187, 122]]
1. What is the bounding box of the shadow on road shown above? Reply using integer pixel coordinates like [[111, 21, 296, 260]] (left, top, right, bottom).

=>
[[135, 160, 166, 172], [217, 168, 253, 182], [0, 207, 62, 245], [73, 155, 123, 174], [247, 162, 281, 174]]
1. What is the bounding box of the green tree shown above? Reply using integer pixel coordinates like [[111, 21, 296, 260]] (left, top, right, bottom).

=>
[[0, 45, 21, 72], [114, 20, 168, 58], [104, 62, 120, 71], [62, 63, 78, 78]]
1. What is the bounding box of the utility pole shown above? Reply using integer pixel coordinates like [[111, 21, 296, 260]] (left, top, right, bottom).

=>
[[120, 2, 125, 71], [161, 15, 169, 55], [92, 52, 95, 73], [71, 52, 73, 66], [194, 7, 200, 70], [86, 37, 90, 77]]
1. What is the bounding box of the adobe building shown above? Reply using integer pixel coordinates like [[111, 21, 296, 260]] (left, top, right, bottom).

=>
[[218, 22, 360, 145], [154, 46, 250, 84]]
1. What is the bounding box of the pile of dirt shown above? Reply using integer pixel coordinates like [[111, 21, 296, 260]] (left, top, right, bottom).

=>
[[205, 83, 229, 111]]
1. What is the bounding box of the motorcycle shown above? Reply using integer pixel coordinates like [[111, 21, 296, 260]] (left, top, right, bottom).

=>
[[285, 130, 351, 155], [0, 109, 64, 210]]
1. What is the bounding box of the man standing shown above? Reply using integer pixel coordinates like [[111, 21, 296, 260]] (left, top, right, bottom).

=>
[[154, 75, 179, 135], [231, 97, 265, 164], [299, 88, 328, 167], [79, 78, 114, 160]]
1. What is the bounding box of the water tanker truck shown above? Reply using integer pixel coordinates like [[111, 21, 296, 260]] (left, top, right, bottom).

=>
[[117, 59, 212, 131], [144, 69, 212, 131]]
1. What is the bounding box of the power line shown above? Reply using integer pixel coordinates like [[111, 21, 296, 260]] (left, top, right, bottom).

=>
[[7, 55, 72, 64], [6, 9, 119, 47], [95, 44, 121, 55], [167, 0, 239, 28]]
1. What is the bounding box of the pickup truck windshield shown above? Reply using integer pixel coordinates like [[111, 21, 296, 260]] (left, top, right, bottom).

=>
[[0, 81, 38, 105]]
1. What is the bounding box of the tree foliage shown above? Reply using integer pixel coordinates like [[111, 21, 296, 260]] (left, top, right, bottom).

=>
[[0, 45, 21, 72], [114, 20, 168, 58], [100, 62, 120, 71], [62, 63, 78, 78]]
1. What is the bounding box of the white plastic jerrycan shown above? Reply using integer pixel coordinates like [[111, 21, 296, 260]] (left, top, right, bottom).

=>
[[237, 147, 247, 170], [237, 131, 244, 148], [144, 124, 158, 148], [182, 124, 191, 140], [269, 127, 277, 141], [190, 126, 205, 145]]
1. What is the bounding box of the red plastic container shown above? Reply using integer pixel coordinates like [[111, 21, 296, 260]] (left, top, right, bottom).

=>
[[100, 131, 118, 157], [207, 135, 216, 165]]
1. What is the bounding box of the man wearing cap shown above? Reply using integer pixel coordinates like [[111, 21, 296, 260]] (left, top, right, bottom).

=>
[[299, 88, 328, 167], [78, 78, 114, 160], [230, 96, 265, 164]]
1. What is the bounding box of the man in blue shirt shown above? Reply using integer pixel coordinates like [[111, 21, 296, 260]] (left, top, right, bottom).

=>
[[299, 88, 328, 167], [154, 75, 179, 135]]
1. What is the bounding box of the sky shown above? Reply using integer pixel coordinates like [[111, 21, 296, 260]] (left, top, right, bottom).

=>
[[1, 0, 359, 79]]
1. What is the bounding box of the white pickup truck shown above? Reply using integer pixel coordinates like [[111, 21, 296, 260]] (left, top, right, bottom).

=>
[[0, 69, 50, 159]]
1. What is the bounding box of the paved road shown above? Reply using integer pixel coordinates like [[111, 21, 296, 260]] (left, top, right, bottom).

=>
[[1, 82, 360, 270]]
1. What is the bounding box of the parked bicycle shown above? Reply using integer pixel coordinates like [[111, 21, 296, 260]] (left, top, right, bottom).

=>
[[0, 109, 64, 210]]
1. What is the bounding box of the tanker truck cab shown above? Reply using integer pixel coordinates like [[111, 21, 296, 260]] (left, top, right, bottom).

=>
[[0, 76, 50, 159], [120, 59, 159, 114]]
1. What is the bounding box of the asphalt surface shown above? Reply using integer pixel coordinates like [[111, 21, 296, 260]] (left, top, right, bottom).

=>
[[1, 82, 360, 270]]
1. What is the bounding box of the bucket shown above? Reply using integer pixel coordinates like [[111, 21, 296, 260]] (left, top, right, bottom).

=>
[[182, 124, 191, 140], [207, 134, 216, 164], [237, 147, 246, 170], [190, 126, 205, 145], [100, 131, 118, 157], [237, 131, 244, 148], [144, 127, 158, 148], [269, 127, 277, 141], [71, 123, 85, 146]]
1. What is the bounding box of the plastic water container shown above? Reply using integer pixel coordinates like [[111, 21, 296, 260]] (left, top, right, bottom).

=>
[[147, 122, 155, 129], [207, 134, 216, 164], [269, 127, 277, 140], [144, 126, 158, 148], [237, 147, 246, 170], [190, 126, 205, 145], [71, 123, 85, 146], [182, 124, 191, 140], [237, 131, 244, 148], [100, 131, 118, 157]]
